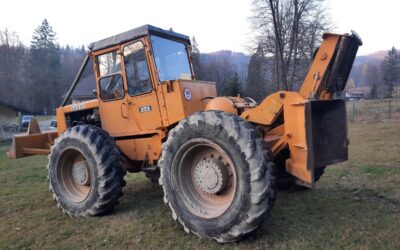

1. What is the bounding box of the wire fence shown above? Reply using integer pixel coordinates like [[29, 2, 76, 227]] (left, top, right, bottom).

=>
[[347, 98, 400, 123]]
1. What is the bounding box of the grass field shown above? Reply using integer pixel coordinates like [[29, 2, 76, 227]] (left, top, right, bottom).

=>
[[347, 98, 400, 123], [1, 122, 399, 249], [34, 115, 56, 122]]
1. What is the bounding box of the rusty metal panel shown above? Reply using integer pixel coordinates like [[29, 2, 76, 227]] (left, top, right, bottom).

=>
[[7, 131, 58, 159]]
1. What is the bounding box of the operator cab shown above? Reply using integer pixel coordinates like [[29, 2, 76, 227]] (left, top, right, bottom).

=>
[[90, 26, 192, 99], [84, 25, 216, 136]]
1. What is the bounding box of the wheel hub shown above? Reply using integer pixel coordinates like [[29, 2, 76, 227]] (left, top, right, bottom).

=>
[[72, 160, 90, 186], [194, 158, 228, 194]]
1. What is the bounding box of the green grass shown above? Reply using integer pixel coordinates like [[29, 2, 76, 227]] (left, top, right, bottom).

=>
[[34, 115, 55, 122], [1, 121, 400, 249]]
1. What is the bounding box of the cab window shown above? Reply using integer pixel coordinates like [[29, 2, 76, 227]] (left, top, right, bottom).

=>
[[97, 51, 124, 101], [151, 35, 192, 81], [123, 41, 152, 96], [98, 51, 121, 76]]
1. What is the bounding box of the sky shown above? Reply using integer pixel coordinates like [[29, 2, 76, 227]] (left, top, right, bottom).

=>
[[0, 0, 399, 55]]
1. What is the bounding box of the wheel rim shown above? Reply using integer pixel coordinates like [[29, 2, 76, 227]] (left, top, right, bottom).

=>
[[56, 148, 91, 202], [173, 138, 237, 219]]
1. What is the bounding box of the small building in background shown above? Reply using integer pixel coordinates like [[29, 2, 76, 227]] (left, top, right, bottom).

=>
[[346, 91, 366, 101], [345, 87, 369, 101], [0, 101, 29, 134], [0, 101, 28, 124]]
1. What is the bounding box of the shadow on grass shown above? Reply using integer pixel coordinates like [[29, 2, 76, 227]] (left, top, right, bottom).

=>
[[107, 176, 400, 248], [115, 177, 164, 215]]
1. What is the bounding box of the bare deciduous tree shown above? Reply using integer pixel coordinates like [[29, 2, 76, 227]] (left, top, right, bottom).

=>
[[249, 0, 332, 91], [0, 29, 25, 107]]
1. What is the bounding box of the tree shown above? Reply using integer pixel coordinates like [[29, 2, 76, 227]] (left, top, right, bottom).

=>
[[250, 0, 332, 91], [245, 45, 270, 101], [362, 61, 384, 98], [28, 19, 61, 113], [382, 47, 399, 98], [345, 78, 356, 90], [60, 45, 87, 93], [369, 83, 378, 99], [191, 36, 203, 80], [0, 29, 25, 107], [225, 72, 241, 96], [201, 51, 237, 95]]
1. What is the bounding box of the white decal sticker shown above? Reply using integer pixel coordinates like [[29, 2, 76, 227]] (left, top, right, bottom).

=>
[[183, 88, 192, 101], [72, 103, 85, 111], [139, 105, 152, 113]]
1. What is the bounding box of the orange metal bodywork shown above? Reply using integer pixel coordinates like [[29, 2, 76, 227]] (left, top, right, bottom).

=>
[[8, 31, 352, 187], [241, 33, 348, 186], [53, 36, 216, 165]]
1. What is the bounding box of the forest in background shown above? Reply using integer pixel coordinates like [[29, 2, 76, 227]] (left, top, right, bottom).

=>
[[0, 20, 86, 113], [0, 0, 399, 114]]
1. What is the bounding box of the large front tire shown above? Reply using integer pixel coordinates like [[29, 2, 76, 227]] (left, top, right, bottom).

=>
[[159, 111, 276, 243], [48, 125, 126, 216]]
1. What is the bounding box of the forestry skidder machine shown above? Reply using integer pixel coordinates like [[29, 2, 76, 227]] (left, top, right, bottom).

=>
[[7, 25, 362, 242]]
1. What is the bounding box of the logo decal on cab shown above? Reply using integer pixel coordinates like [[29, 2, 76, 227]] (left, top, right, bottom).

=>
[[183, 88, 192, 101]]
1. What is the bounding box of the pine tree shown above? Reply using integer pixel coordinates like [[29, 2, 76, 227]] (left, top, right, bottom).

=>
[[369, 83, 378, 99], [224, 72, 241, 96], [191, 36, 202, 80], [246, 45, 268, 101], [28, 19, 61, 113], [0, 29, 24, 107], [382, 47, 399, 98]]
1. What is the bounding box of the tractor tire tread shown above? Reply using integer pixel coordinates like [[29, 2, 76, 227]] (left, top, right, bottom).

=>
[[159, 111, 276, 243], [47, 125, 126, 217]]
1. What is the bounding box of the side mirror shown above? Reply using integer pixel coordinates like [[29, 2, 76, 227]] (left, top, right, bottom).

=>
[[92, 89, 97, 96]]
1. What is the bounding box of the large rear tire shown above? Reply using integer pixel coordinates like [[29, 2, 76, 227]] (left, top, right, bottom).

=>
[[159, 111, 276, 243], [47, 125, 126, 216]]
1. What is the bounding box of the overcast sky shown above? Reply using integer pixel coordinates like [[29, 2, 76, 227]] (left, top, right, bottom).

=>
[[0, 0, 398, 55]]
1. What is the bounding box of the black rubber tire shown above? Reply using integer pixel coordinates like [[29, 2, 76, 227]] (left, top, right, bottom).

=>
[[159, 111, 276, 243], [274, 149, 325, 190], [145, 170, 160, 183], [314, 167, 325, 182], [47, 125, 126, 216]]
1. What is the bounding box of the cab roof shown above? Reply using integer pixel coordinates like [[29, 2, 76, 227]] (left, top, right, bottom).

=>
[[88, 24, 190, 52]]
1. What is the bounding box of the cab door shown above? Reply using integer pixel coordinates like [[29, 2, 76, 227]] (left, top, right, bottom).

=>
[[96, 48, 140, 137], [121, 40, 163, 131], [96, 40, 163, 137]]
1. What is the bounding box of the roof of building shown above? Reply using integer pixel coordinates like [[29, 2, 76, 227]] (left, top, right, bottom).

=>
[[62, 73, 96, 99], [88, 24, 190, 52], [0, 101, 29, 113]]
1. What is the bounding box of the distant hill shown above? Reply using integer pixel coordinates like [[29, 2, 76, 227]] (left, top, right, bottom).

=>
[[350, 50, 387, 89], [354, 51, 386, 65], [198, 49, 389, 96], [204, 50, 250, 71], [199, 50, 250, 84]]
